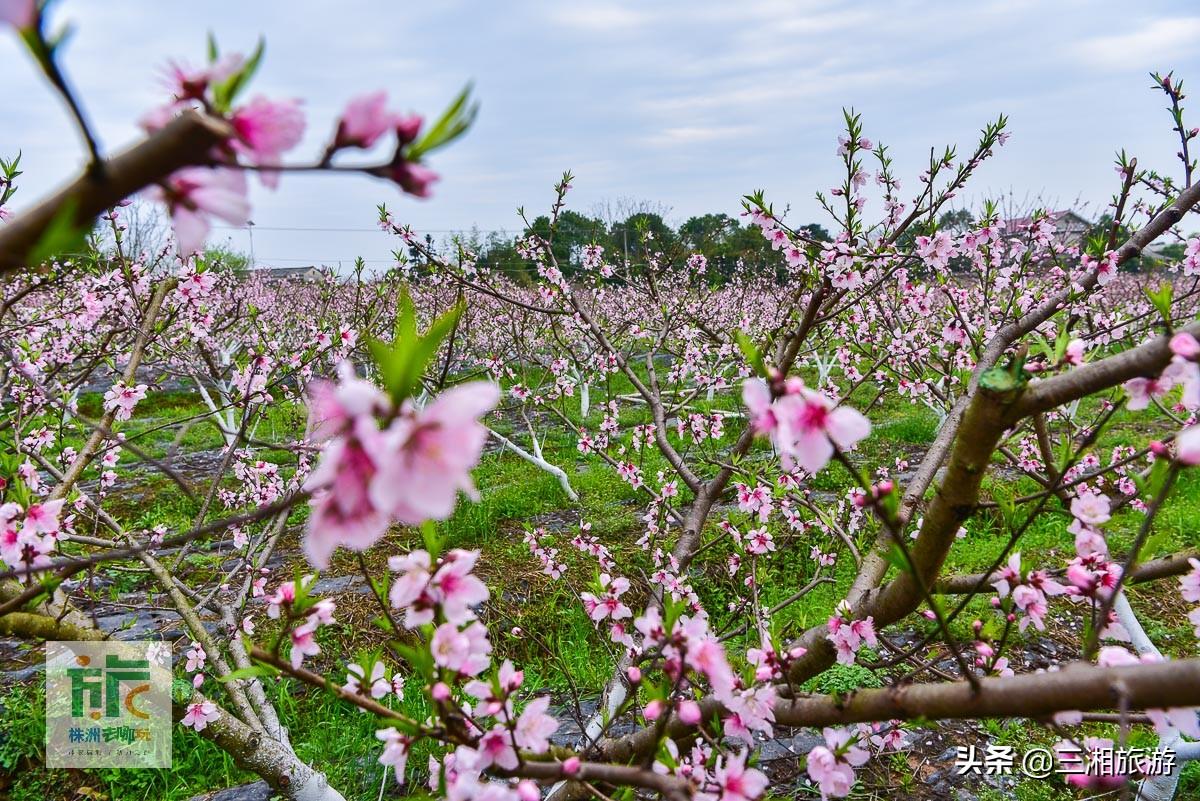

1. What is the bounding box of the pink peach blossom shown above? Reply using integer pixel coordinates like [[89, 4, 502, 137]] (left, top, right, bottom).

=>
[[1177, 425, 1200, 465], [369, 381, 500, 525], [181, 700, 220, 731], [0, 0, 35, 29], [303, 418, 392, 569], [334, 91, 396, 149], [430, 620, 491, 676], [714, 750, 768, 801], [389, 160, 440, 198], [152, 167, 251, 256], [514, 695, 558, 752], [742, 378, 870, 474], [230, 96, 306, 186]]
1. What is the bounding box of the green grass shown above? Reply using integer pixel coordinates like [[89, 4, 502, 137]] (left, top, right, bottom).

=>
[[9, 372, 1200, 800], [0, 680, 434, 801], [803, 662, 883, 694]]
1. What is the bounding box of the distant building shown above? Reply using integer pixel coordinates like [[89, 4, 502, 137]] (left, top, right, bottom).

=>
[[1004, 210, 1093, 246], [247, 265, 325, 282]]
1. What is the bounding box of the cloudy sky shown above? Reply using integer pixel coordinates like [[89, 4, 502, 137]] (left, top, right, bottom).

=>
[[2, 0, 1198, 269]]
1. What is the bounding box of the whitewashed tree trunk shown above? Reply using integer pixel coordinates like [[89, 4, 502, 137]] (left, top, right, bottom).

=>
[[1115, 592, 1196, 801], [191, 372, 239, 448], [181, 689, 347, 801], [488, 428, 579, 501]]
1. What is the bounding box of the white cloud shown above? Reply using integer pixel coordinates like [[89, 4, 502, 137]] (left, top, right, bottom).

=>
[[1, 0, 1196, 266], [640, 125, 757, 147], [1071, 17, 1200, 72], [546, 3, 652, 33]]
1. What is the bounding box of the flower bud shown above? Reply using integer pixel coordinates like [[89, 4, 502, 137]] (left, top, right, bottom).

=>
[[644, 699, 664, 721], [678, 700, 702, 725], [395, 114, 423, 146]]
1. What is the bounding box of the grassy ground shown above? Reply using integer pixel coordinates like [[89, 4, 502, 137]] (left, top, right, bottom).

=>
[[2, 382, 1199, 800]]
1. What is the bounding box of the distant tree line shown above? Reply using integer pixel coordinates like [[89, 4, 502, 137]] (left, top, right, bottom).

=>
[[405, 209, 834, 285]]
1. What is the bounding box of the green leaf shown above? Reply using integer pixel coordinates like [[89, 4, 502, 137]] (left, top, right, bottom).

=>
[[1145, 282, 1174, 326], [220, 664, 278, 682], [1143, 457, 1172, 499], [28, 198, 88, 267], [385, 716, 422, 737], [654, 740, 679, 771], [661, 595, 686, 633], [883, 542, 913, 574], [369, 290, 464, 404], [394, 287, 418, 342], [286, 569, 317, 616], [1139, 530, 1171, 562], [1056, 434, 1074, 474], [734, 329, 765, 377], [405, 302, 463, 392], [38, 572, 64, 597], [212, 37, 265, 114], [1053, 327, 1071, 363], [368, 338, 407, 401], [420, 521, 442, 560], [406, 84, 478, 162], [394, 642, 434, 681]]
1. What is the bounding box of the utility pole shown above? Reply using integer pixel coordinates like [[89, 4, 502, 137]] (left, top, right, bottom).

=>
[[246, 220, 256, 270]]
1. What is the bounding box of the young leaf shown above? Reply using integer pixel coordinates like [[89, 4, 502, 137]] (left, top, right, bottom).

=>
[[219, 664, 279, 682], [420, 521, 442, 560], [27, 198, 88, 267], [212, 37, 265, 114], [404, 302, 463, 391], [407, 84, 478, 162], [884, 542, 913, 574], [735, 329, 765, 377], [1145, 282, 1174, 326]]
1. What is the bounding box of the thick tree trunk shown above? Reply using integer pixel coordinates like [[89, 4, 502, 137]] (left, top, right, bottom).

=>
[[176, 687, 347, 801]]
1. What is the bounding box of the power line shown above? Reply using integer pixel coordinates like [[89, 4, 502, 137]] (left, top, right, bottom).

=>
[[258, 256, 394, 263], [213, 224, 521, 234]]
